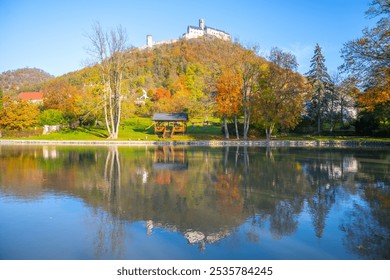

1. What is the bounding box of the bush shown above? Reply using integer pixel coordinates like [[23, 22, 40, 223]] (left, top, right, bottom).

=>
[[39, 109, 65, 126]]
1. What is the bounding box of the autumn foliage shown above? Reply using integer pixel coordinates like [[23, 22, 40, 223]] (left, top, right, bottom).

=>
[[216, 68, 243, 118], [0, 97, 40, 130], [357, 67, 390, 111]]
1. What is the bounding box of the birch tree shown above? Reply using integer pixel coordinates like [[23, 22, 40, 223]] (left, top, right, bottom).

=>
[[238, 48, 260, 140], [86, 22, 128, 139]]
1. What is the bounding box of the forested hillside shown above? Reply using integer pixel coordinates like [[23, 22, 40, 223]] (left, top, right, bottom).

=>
[[1, 0, 389, 139], [0, 67, 54, 95], [31, 36, 309, 139]]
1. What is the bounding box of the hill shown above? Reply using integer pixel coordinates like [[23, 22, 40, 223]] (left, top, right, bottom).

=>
[[0, 67, 54, 95], [39, 37, 268, 121], [55, 37, 267, 98]]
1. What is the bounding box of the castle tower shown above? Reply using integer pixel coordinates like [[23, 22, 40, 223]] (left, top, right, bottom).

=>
[[199, 18, 205, 30], [146, 35, 153, 48]]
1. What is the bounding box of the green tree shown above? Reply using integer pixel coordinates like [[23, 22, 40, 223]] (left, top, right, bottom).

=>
[[39, 109, 65, 126], [185, 63, 207, 118], [306, 44, 332, 134]]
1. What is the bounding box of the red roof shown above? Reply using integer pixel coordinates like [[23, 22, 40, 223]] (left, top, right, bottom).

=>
[[18, 92, 44, 101]]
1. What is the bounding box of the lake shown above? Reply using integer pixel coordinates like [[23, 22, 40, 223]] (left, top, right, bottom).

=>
[[0, 145, 389, 260]]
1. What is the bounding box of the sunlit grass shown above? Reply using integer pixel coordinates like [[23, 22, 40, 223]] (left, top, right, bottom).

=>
[[7, 116, 390, 142], [23, 127, 109, 140]]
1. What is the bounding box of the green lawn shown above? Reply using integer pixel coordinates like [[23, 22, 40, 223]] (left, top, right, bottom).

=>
[[3, 116, 390, 142], [14, 117, 224, 141]]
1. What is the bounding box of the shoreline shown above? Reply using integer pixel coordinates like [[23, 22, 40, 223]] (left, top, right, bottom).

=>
[[1, 139, 390, 148]]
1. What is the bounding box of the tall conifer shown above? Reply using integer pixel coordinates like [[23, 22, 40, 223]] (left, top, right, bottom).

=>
[[306, 44, 332, 134]]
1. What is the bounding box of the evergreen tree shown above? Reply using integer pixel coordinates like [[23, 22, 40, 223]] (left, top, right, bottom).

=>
[[305, 44, 332, 134]]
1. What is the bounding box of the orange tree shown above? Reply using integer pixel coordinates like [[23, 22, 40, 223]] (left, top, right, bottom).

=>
[[216, 68, 243, 139], [341, 0, 390, 134], [151, 87, 172, 113], [0, 97, 40, 130], [41, 79, 82, 123]]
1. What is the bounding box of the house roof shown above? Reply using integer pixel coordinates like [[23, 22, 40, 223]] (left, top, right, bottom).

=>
[[152, 113, 189, 121], [18, 92, 44, 101]]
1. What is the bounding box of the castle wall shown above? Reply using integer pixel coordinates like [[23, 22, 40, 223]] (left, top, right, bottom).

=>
[[144, 19, 231, 49]]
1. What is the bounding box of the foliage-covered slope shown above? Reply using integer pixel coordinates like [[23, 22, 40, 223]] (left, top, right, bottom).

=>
[[0, 67, 54, 95]]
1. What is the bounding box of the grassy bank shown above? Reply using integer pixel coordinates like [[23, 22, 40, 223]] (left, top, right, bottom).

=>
[[2, 117, 390, 143]]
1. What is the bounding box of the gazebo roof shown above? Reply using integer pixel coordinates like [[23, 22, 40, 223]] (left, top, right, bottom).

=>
[[152, 113, 188, 121]]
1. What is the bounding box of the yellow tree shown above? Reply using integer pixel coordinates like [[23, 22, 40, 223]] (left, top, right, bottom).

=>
[[253, 62, 308, 140], [170, 75, 191, 113], [0, 97, 40, 130], [216, 68, 243, 139]]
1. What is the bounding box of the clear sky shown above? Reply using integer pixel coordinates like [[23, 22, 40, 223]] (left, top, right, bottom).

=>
[[0, 0, 373, 77]]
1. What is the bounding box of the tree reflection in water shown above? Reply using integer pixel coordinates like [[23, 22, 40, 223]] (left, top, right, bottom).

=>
[[0, 145, 389, 259], [340, 184, 390, 259], [93, 146, 124, 259]]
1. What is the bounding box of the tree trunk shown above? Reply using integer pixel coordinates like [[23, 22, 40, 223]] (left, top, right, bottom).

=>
[[234, 115, 239, 140], [223, 116, 229, 139], [265, 123, 274, 141], [243, 106, 250, 140], [317, 98, 322, 134], [316, 101, 321, 135], [87, 23, 127, 140]]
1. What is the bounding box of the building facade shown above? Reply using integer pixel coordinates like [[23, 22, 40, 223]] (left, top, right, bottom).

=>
[[183, 19, 231, 41], [145, 18, 231, 48]]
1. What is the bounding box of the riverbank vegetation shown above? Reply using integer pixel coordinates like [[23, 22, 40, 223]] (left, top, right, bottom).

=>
[[0, 1, 389, 141]]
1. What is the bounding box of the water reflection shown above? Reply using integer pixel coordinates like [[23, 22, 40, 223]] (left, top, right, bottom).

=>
[[0, 145, 389, 259]]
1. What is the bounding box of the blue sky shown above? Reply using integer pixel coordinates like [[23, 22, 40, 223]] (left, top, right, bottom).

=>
[[0, 0, 373, 77]]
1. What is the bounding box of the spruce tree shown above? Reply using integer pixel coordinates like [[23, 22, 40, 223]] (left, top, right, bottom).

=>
[[306, 44, 332, 134]]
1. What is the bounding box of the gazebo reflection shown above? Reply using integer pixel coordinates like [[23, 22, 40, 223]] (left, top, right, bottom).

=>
[[152, 146, 188, 171]]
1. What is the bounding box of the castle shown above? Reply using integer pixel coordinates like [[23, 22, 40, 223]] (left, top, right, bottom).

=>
[[145, 19, 231, 48]]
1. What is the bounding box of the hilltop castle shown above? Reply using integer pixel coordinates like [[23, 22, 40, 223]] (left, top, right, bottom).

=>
[[145, 19, 231, 48], [183, 18, 231, 41]]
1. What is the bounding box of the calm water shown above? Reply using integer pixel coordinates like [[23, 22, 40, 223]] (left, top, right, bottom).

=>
[[0, 145, 389, 260]]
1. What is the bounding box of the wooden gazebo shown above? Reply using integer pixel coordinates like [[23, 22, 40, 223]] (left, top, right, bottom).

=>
[[152, 113, 189, 138]]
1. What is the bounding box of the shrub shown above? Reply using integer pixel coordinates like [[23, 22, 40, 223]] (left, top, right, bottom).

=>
[[39, 109, 65, 126]]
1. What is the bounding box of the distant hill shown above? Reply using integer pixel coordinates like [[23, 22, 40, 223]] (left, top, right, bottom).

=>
[[0, 67, 54, 95]]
